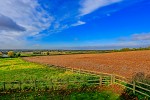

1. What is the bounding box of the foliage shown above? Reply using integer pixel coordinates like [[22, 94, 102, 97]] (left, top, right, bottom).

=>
[[0, 52, 2, 57], [46, 51, 50, 55], [116, 46, 150, 52], [7, 51, 15, 58], [16, 52, 21, 57], [6, 51, 21, 58], [120, 48, 131, 51], [33, 51, 41, 54]]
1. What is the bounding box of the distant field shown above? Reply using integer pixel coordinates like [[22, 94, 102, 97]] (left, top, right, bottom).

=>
[[23, 50, 150, 78]]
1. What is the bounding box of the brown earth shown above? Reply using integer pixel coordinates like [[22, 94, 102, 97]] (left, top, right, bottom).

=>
[[23, 50, 150, 78]]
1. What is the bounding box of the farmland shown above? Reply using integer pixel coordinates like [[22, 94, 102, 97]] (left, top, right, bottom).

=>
[[23, 50, 150, 78], [0, 58, 123, 99], [0, 58, 99, 82]]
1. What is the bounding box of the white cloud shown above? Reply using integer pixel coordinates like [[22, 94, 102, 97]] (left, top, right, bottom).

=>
[[0, 0, 53, 49], [132, 33, 150, 41], [0, 31, 27, 49], [71, 20, 86, 26], [79, 0, 122, 16], [118, 32, 150, 42]]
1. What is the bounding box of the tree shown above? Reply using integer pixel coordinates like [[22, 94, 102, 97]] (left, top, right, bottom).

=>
[[120, 48, 130, 51], [7, 51, 15, 58], [33, 51, 41, 54], [0, 52, 2, 57], [47, 52, 50, 55], [16, 52, 21, 57], [17, 53, 21, 57]]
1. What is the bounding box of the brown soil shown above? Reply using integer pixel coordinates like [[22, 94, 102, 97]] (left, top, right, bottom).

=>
[[23, 50, 150, 78]]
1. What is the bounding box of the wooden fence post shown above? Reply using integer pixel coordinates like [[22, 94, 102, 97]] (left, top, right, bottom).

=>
[[111, 75, 115, 85], [113, 75, 115, 84], [133, 80, 135, 94], [99, 75, 102, 86], [79, 68, 81, 74], [111, 75, 113, 85]]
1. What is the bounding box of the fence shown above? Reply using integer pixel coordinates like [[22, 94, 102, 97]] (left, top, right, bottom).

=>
[[0, 65, 150, 98], [51, 65, 150, 98]]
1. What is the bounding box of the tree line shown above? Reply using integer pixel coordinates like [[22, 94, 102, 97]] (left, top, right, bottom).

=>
[[0, 51, 21, 58]]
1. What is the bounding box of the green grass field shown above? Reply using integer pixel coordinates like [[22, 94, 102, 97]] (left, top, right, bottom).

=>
[[0, 58, 91, 81], [0, 58, 121, 100]]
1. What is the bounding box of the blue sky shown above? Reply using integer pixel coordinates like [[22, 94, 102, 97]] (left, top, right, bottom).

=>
[[0, 0, 150, 49]]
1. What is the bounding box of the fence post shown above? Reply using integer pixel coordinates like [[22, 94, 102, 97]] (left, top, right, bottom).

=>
[[113, 75, 115, 84], [99, 75, 102, 86], [111, 75, 113, 85], [111, 75, 115, 85], [79, 68, 81, 74], [133, 80, 135, 94]]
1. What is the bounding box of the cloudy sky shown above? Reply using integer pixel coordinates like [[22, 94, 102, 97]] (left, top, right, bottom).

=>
[[0, 0, 150, 49]]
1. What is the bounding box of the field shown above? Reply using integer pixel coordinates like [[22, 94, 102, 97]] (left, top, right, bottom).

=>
[[0, 58, 123, 99], [0, 58, 101, 82], [23, 50, 150, 78]]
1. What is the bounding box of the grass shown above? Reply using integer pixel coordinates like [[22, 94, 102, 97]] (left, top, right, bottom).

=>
[[0, 58, 101, 90], [0, 90, 120, 100], [0, 90, 122, 100], [0, 58, 94, 82], [0, 57, 122, 99]]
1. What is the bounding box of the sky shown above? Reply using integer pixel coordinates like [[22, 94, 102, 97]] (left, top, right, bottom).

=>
[[0, 0, 150, 50]]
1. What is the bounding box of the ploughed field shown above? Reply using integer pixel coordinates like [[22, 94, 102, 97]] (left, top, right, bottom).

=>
[[23, 50, 150, 78]]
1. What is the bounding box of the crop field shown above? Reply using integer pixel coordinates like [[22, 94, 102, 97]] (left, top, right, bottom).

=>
[[23, 50, 150, 78]]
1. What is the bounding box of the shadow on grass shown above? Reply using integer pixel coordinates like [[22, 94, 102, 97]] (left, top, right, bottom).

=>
[[0, 86, 121, 100]]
